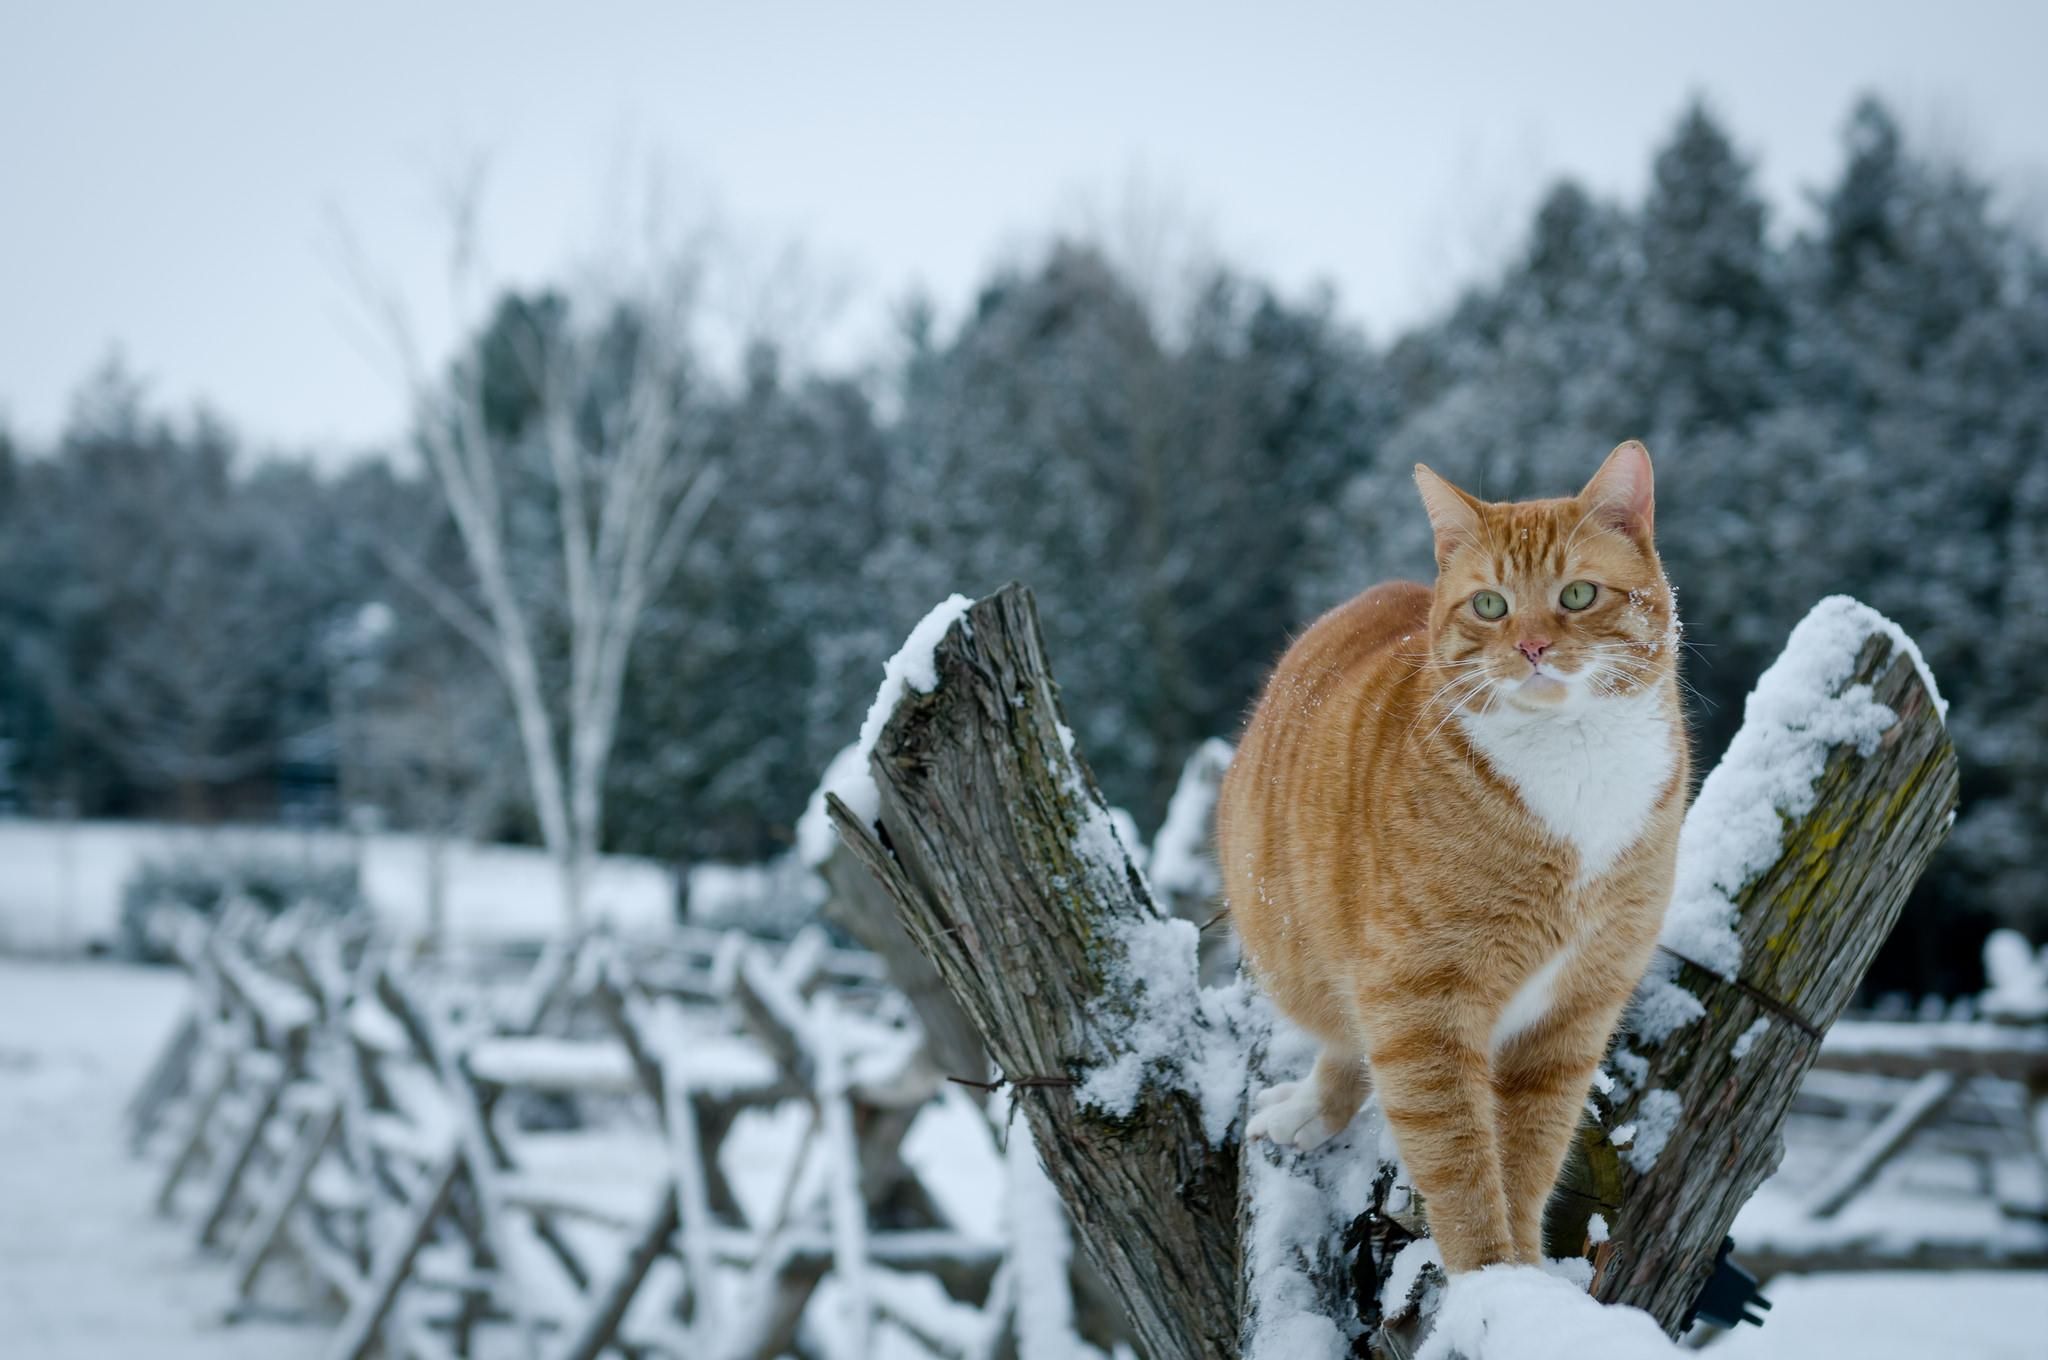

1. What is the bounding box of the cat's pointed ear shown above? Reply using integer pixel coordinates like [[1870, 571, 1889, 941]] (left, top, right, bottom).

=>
[[1579, 441, 1655, 540], [1413, 464, 1485, 557]]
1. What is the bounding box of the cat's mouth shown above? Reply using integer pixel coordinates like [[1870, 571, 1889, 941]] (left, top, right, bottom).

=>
[[1509, 667, 1572, 707]]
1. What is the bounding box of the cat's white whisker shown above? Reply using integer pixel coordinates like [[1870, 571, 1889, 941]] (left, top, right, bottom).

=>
[[1412, 662, 1495, 725], [1421, 671, 1499, 743]]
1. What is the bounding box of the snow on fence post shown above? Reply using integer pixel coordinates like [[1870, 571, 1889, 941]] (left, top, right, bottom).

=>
[[826, 584, 1243, 1360], [1567, 598, 1958, 1332], [1149, 738, 1241, 988]]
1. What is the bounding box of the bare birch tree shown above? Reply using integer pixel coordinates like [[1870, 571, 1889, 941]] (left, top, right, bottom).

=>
[[343, 191, 722, 926]]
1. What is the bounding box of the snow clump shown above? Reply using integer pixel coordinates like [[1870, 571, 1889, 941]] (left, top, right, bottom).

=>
[[1416, 1265, 1679, 1359], [818, 593, 974, 833]]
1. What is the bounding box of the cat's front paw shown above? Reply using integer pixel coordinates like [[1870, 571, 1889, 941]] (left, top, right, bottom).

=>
[[1246, 1081, 1337, 1151]]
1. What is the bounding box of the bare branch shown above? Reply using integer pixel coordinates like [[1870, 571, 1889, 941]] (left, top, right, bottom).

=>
[[361, 531, 504, 673]]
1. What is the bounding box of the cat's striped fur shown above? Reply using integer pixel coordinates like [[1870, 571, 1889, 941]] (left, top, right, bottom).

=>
[[1217, 442, 1688, 1272]]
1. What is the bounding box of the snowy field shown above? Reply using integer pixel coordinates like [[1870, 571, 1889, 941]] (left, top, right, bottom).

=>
[[1709, 1272, 2047, 1358], [0, 817, 676, 953], [0, 956, 322, 1359], [1, 953, 2040, 1358]]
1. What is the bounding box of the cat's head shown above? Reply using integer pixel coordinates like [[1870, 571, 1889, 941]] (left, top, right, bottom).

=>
[[1412, 442, 1677, 714]]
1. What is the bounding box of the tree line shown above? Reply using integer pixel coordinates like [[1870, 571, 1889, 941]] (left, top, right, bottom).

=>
[[2, 97, 2041, 991]]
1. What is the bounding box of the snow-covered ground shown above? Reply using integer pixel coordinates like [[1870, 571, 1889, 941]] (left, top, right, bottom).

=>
[[1708, 1271, 2048, 1358], [0, 955, 322, 1359]]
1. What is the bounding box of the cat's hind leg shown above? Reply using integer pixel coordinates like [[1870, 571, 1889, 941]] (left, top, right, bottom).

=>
[[1248, 1044, 1369, 1151]]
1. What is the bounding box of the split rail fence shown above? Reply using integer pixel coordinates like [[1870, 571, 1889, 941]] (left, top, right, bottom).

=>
[[126, 902, 1101, 1360]]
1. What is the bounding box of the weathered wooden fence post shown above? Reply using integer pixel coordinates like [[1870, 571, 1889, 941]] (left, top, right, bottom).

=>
[[1574, 603, 1958, 1330], [828, 586, 1243, 1360]]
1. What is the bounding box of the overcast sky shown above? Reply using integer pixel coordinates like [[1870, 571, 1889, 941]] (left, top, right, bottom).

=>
[[5, 1, 2046, 462]]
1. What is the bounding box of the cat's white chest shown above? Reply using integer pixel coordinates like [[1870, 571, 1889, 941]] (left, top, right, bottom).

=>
[[1459, 690, 1676, 884]]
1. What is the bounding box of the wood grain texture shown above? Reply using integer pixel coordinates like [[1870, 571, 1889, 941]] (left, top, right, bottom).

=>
[[828, 583, 1241, 1360], [817, 843, 990, 1085]]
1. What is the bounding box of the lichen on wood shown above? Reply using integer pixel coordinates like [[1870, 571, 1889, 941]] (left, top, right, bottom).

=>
[[1571, 626, 1958, 1332]]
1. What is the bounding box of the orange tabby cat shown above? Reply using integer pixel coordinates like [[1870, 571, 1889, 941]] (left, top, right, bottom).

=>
[[1216, 441, 1688, 1273]]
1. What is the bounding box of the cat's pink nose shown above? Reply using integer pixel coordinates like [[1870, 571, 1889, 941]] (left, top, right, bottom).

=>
[[1517, 637, 1551, 664]]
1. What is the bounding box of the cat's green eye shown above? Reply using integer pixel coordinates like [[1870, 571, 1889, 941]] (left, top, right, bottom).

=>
[[1561, 580, 1597, 611], [1471, 590, 1508, 620]]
